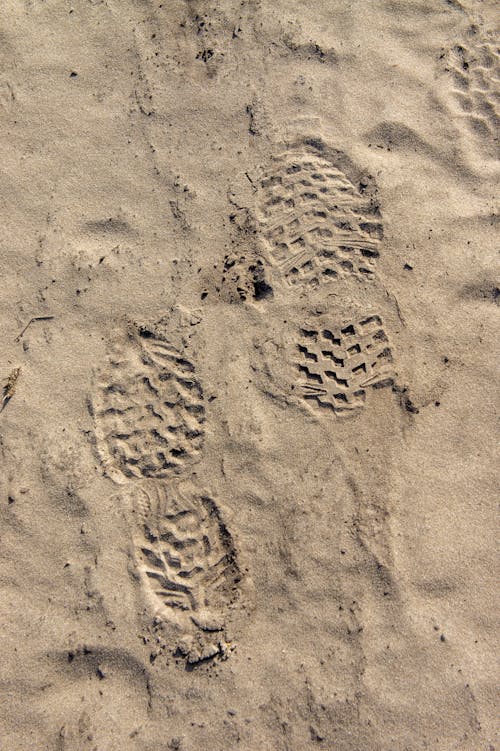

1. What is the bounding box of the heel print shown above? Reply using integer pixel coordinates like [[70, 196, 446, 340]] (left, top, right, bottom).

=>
[[133, 481, 243, 664]]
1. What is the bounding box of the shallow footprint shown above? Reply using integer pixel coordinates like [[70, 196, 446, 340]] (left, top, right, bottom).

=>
[[92, 319, 205, 484]]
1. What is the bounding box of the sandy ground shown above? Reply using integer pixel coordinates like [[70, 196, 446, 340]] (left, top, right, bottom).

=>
[[0, 1, 498, 749]]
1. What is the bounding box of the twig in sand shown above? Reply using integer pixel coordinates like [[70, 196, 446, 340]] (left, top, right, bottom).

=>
[[1, 367, 21, 413], [15, 315, 54, 342], [385, 290, 406, 327]]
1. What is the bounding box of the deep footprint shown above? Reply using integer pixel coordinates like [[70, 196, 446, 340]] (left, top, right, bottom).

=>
[[296, 315, 394, 413], [255, 137, 383, 288]]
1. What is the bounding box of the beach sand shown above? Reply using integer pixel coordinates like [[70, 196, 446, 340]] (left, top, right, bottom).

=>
[[0, 1, 498, 749]]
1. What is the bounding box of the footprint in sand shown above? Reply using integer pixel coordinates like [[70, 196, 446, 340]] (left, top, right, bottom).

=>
[[254, 136, 383, 289], [91, 317, 246, 665], [441, 29, 500, 160], [245, 133, 398, 416]]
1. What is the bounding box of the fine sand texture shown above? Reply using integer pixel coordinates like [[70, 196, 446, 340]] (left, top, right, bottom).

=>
[[0, 1, 498, 749]]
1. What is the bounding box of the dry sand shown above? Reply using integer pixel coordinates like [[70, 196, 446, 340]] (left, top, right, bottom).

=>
[[0, 1, 498, 749]]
